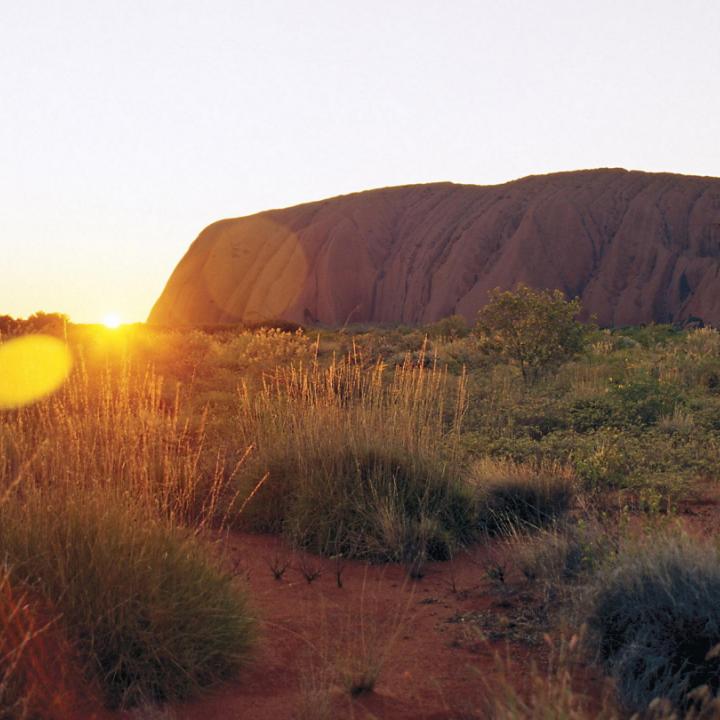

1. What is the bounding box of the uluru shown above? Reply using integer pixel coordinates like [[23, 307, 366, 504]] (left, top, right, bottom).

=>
[[149, 169, 720, 328]]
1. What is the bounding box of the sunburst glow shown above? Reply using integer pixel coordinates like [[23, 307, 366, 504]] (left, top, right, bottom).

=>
[[102, 313, 122, 329]]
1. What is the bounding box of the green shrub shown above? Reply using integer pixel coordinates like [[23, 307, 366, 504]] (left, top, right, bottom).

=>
[[475, 284, 587, 384], [587, 536, 720, 711], [570, 430, 641, 490], [237, 419, 477, 562], [608, 374, 682, 427], [615, 324, 680, 349], [425, 315, 470, 340], [0, 492, 255, 708], [569, 397, 615, 432]]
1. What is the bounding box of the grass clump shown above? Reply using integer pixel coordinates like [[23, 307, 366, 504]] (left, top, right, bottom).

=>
[[480, 631, 620, 720], [235, 356, 478, 563], [0, 491, 255, 708], [587, 535, 720, 712], [0, 363, 256, 711], [472, 459, 575, 536]]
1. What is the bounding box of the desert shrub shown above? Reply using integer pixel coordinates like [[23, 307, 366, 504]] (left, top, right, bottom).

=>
[[209, 328, 315, 370], [471, 459, 574, 536], [0, 491, 255, 708], [0, 361, 255, 709], [568, 397, 615, 432], [694, 403, 720, 432], [515, 521, 615, 586], [234, 357, 478, 562], [610, 334, 641, 352], [657, 406, 696, 436], [683, 327, 720, 356], [432, 337, 488, 374], [570, 430, 642, 490], [0, 566, 35, 720], [245, 319, 305, 333], [0, 564, 91, 720], [425, 314, 470, 340], [608, 374, 682, 427], [512, 404, 568, 439], [475, 284, 587, 384], [587, 536, 720, 712], [617, 324, 680, 349], [667, 330, 720, 394]]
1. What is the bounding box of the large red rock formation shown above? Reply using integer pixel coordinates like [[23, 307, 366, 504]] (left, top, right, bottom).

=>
[[149, 169, 720, 327]]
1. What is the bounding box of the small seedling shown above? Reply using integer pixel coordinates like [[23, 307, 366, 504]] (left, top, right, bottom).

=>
[[347, 673, 376, 698], [267, 554, 290, 581], [297, 555, 322, 584], [408, 557, 425, 580], [486, 561, 506, 585], [333, 554, 346, 589]]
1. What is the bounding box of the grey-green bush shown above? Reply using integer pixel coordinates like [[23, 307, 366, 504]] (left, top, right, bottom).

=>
[[587, 536, 720, 711]]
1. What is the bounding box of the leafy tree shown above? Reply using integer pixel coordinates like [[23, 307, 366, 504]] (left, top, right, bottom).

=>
[[475, 284, 586, 384]]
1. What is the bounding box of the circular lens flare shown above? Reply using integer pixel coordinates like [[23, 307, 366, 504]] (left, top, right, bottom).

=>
[[0, 335, 73, 409]]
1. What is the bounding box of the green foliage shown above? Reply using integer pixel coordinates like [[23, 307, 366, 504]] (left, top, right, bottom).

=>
[[607, 373, 682, 427], [587, 536, 720, 711], [5, 315, 720, 715], [614, 323, 681, 349], [425, 314, 470, 340], [0, 492, 255, 708], [0, 360, 256, 709], [568, 397, 615, 433], [475, 284, 587, 384]]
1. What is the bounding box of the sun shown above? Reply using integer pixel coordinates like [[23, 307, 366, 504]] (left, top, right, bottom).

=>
[[102, 313, 122, 329]]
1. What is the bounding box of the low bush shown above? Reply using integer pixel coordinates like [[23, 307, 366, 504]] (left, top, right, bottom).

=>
[[235, 358, 477, 562], [0, 492, 255, 708], [472, 459, 575, 536], [568, 397, 615, 433], [608, 374, 682, 427], [515, 522, 615, 586], [587, 536, 720, 712]]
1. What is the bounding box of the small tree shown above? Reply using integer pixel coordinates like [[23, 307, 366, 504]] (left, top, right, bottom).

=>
[[475, 284, 586, 384]]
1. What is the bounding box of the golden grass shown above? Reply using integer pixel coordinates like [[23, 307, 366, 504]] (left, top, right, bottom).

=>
[[0, 359, 255, 708]]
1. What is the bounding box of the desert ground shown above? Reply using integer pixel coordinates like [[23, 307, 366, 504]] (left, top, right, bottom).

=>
[[2, 304, 720, 719]]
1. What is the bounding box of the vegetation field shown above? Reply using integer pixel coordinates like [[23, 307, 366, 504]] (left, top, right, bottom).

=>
[[2, 301, 720, 719]]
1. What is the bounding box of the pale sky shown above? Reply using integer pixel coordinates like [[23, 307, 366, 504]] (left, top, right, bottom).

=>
[[2, 0, 719, 323]]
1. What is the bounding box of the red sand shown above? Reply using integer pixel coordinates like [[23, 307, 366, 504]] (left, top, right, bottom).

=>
[[53, 483, 720, 719], [159, 533, 579, 720]]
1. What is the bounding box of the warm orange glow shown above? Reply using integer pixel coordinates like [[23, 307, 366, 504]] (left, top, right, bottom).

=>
[[102, 313, 122, 329], [0, 335, 73, 409]]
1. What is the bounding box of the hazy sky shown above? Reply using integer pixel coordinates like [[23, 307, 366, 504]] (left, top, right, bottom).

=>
[[2, 0, 719, 323]]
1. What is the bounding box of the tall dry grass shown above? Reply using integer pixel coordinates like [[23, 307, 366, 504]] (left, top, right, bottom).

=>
[[1, 358, 245, 528], [0, 358, 255, 708], [234, 352, 477, 563]]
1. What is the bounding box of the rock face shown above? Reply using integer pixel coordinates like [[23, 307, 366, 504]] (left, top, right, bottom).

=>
[[149, 169, 720, 327]]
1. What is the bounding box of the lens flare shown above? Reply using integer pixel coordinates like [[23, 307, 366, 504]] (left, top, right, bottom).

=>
[[0, 335, 73, 409]]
